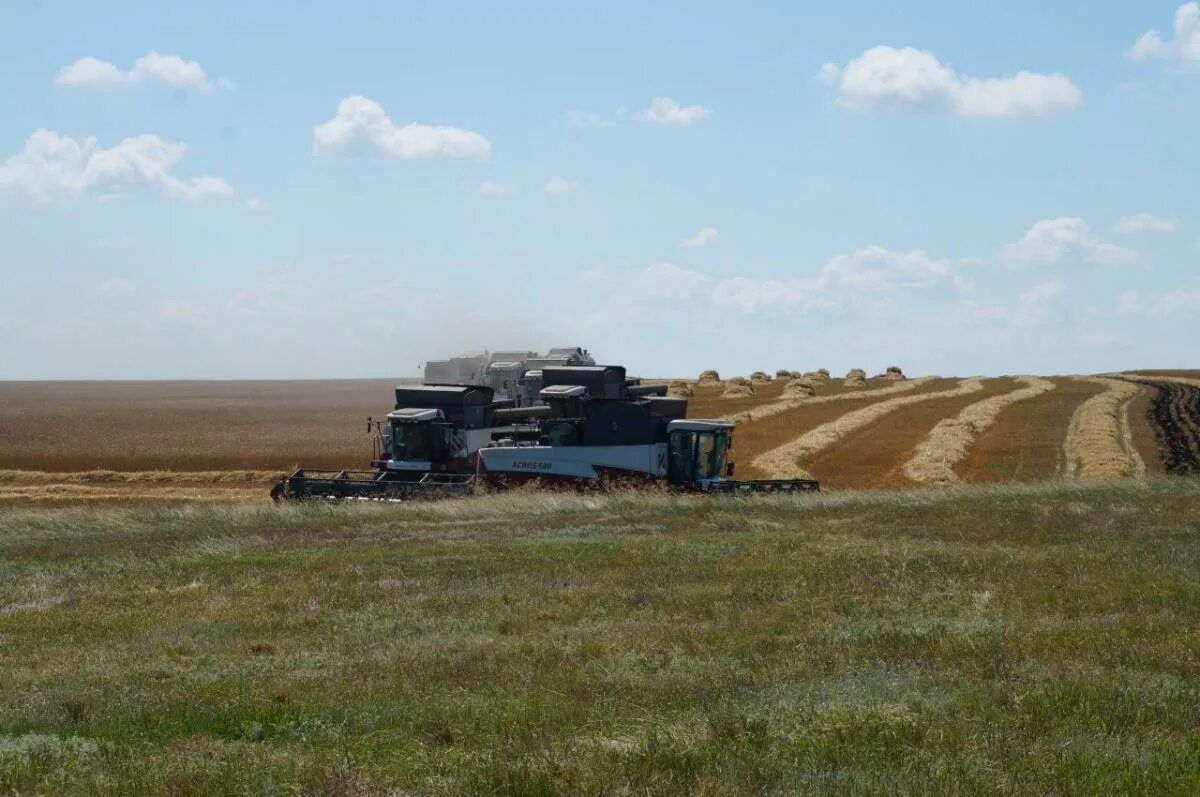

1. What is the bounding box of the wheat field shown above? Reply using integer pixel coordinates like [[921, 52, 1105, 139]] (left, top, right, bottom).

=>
[[1, 370, 1198, 505]]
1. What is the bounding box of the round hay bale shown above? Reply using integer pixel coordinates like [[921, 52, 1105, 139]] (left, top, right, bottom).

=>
[[668, 380, 694, 397], [721, 383, 756, 399], [775, 368, 795, 379], [845, 368, 867, 380], [801, 370, 828, 382], [727, 375, 750, 386], [750, 371, 772, 384], [883, 365, 906, 380], [697, 369, 721, 385], [817, 368, 831, 378], [844, 376, 867, 388]]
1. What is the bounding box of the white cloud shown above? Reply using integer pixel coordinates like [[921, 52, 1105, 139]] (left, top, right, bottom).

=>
[[1128, 3, 1200, 63], [0, 129, 234, 204], [313, 96, 491, 160], [638, 97, 711, 126], [587, 246, 963, 318], [820, 46, 1081, 117], [1015, 280, 1066, 325], [55, 51, 215, 91], [1114, 213, 1176, 234], [542, 175, 576, 195], [680, 226, 720, 247], [817, 245, 965, 292], [1004, 218, 1139, 265], [479, 181, 519, 196]]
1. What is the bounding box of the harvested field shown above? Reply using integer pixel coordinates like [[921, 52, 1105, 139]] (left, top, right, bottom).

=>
[[958, 378, 1105, 483], [730, 378, 953, 480], [750, 378, 991, 483], [903, 376, 1056, 487], [791, 379, 1037, 490], [0, 380, 400, 472], [2, 369, 1197, 506], [1063, 378, 1145, 480]]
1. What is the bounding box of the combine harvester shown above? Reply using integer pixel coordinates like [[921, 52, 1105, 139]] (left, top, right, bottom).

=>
[[270, 383, 547, 501], [272, 363, 818, 501]]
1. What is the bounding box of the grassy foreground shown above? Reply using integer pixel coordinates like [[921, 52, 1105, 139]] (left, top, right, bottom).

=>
[[2, 481, 1199, 795]]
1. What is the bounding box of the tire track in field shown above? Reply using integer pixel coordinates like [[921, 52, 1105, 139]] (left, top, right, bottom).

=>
[[902, 376, 1056, 487], [1062, 377, 1145, 480], [752, 377, 985, 479]]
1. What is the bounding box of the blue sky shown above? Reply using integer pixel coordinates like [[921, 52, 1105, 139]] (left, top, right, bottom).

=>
[[1, 1, 1197, 379]]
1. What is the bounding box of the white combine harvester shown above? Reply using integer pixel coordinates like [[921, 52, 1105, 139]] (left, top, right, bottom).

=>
[[272, 363, 819, 501]]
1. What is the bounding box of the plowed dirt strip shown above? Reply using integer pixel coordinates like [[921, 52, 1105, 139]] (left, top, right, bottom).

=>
[[1145, 381, 1200, 475], [732, 379, 963, 480], [903, 377, 1056, 487], [1063, 377, 1145, 480], [958, 378, 1107, 483], [751, 378, 987, 482]]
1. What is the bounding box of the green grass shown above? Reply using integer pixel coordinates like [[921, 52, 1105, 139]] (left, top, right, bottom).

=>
[[2, 479, 1199, 795]]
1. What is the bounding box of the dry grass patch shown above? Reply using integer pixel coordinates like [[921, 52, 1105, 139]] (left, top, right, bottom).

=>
[[1063, 377, 1146, 480], [903, 377, 1056, 487]]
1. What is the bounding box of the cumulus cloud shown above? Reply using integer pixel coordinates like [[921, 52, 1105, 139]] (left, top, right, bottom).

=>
[[1128, 3, 1200, 63], [1004, 218, 1139, 265], [542, 176, 576, 195], [638, 97, 711, 126], [55, 51, 215, 91], [816, 245, 965, 292], [820, 46, 1081, 117], [0, 129, 234, 204], [1114, 213, 1176, 234], [680, 226, 720, 247], [313, 96, 491, 160]]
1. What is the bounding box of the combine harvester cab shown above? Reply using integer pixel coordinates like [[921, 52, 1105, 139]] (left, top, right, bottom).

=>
[[478, 366, 819, 494], [272, 384, 510, 502]]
